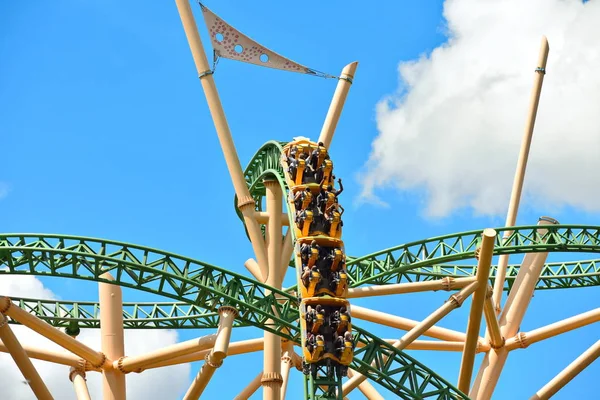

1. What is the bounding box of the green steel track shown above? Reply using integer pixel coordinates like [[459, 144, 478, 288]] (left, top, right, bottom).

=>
[[2, 141, 599, 399], [0, 234, 468, 399], [10, 259, 600, 330]]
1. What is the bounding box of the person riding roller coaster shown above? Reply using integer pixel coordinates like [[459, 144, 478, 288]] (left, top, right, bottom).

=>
[[301, 264, 318, 288], [300, 241, 320, 265], [316, 178, 343, 216], [324, 198, 344, 229], [306, 142, 323, 173], [294, 187, 313, 211]]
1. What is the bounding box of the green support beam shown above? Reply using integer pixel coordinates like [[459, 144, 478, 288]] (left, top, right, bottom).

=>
[[8, 297, 223, 329], [345, 225, 600, 286], [4, 139, 600, 399], [0, 234, 299, 340], [0, 234, 468, 399], [9, 259, 600, 331], [282, 258, 600, 295], [236, 141, 600, 290]]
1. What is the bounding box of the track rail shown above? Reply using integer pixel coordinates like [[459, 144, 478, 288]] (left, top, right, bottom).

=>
[[345, 225, 600, 286], [0, 234, 468, 399], [0, 234, 300, 340], [237, 142, 600, 290], [10, 258, 600, 330], [4, 140, 599, 399]]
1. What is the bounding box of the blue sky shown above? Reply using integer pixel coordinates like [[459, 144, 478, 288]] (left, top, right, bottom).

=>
[[1, 1, 599, 399]]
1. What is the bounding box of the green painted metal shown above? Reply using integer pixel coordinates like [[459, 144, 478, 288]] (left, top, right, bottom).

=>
[[0, 234, 467, 399], [0, 234, 300, 340], [361, 259, 600, 292], [5, 139, 599, 399], [237, 142, 600, 291], [281, 258, 600, 294], [345, 225, 600, 286], [8, 297, 223, 329], [5, 257, 597, 332], [10, 259, 600, 331], [3, 227, 599, 399], [306, 364, 343, 400], [230, 140, 600, 398], [352, 326, 467, 399], [234, 140, 288, 239]]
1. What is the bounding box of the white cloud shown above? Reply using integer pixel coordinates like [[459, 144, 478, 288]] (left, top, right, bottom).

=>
[[0, 276, 191, 400], [360, 0, 600, 218]]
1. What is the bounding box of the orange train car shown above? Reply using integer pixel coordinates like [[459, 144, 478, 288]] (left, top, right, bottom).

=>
[[295, 236, 348, 298], [299, 296, 353, 377]]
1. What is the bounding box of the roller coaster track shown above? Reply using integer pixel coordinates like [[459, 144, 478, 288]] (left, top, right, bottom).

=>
[[0, 234, 469, 399], [238, 142, 600, 288], [3, 141, 599, 399], [10, 259, 600, 330]]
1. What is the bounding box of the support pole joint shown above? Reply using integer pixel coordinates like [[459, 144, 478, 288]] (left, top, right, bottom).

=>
[[514, 332, 529, 349], [0, 297, 12, 314], [441, 277, 454, 291], [205, 352, 223, 369], [218, 306, 239, 318], [261, 372, 283, 384], [92, 351, 108, 370], [198, 69, 214, 79], [69, 366, 86, 382], [237, 196, 256, 210]]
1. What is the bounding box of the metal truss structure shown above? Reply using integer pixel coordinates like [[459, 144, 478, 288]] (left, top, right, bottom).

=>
[[1, 2, 598, 400]]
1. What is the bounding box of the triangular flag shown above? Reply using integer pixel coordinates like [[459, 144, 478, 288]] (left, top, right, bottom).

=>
[[199, 3, 333, 78]]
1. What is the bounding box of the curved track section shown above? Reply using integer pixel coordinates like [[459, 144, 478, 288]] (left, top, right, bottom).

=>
[[0, 234, 300, 340], [0, 234, 468, 399], [281, 258, 600, 294], [237, 142, 600, 290], [345, 225, 600, 285], [234, 140, 288, 238], [8, 297, 223, 329], [11, 258, 600, 330], [360, 259, 600, 291], [5, 144, 598, 399]]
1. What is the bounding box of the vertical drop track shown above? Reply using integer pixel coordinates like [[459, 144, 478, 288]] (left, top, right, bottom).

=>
[[280, 139, 354, 400]]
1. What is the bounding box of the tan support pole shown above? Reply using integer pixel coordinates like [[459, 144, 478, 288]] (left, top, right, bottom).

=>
[[352, 305, 470, 342], [279, 229, 294, 287], [530, 339, 600, 400], [499, 218, 557, 334], [492, 36, 550, 313], [357, 339, 489, 352], [0, 339, 83, 367], [99, 272, 126, 400], [70, 368, 92, 400], [116, 334, 216, 373], [183, 306, 238, 399], [234, 371, 264, 400], [389, 339, 490, 353], [245, 258, 264, 282], [142, 338, 264, 370], [483, 290, 504, 349], [471, 217, 557, 399], [317, 62, 358, 149], [505, 307, 600, 351], [458, 229, 496, 393], [347, 277, 476, 298], [256, 212, 289, 226], [343, 282, 478, 395], [280, 341, 294, 399], [262, 180, 283, 400], [347, 369, 385, 400], [0, 313, 53, 400], [0, 296, 108, 368], [174, 0, 268, 278]]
